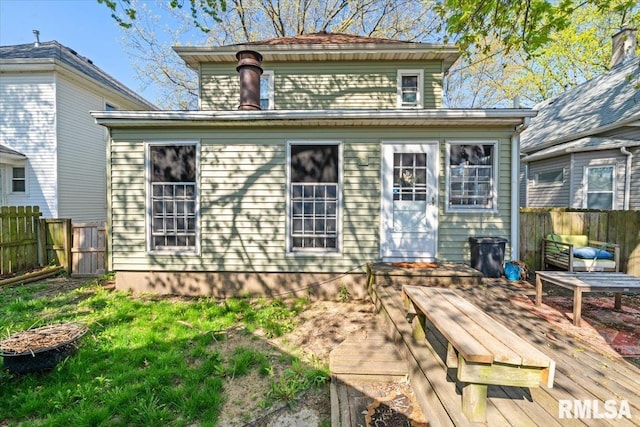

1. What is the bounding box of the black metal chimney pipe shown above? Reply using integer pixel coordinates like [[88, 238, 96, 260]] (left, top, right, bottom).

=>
[[236, 50, 263, 110]]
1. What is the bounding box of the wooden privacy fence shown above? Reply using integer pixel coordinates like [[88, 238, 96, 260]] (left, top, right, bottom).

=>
[[520, 208, 640, 277], [0, 206, 106, 277], [0, 206, 42, 276]]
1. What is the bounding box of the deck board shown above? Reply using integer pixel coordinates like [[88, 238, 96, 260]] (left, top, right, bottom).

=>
[[361, 269, 640, 426]]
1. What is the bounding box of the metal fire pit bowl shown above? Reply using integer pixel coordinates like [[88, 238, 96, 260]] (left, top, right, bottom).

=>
[[0, 323, 88, 374]]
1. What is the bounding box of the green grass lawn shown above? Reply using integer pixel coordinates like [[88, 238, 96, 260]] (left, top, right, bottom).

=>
[[0, 277, 329, 426]]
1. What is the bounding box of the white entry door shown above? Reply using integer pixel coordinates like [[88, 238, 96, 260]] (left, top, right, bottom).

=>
[[380, 143, 438, 260]]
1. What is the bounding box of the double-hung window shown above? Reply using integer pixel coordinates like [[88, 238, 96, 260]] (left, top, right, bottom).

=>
[[288, 142, 341, 253], [446, 141, 497, 211], [397, 70, 423, 108], [584, 165, 615, 209], [147, 142, 198, 253], [11, 167, 26, 193], [260, 70, 274, 110]]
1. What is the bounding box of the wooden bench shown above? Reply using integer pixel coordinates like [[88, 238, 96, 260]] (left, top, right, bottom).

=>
[[542, 234, 620, 272], [402, 285, 556, 423]]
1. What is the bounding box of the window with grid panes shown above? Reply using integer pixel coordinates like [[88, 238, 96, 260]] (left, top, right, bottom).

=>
[[148, 144, 197, 251], [393, 153, 427, 201], [289, 144, 340, 252], [447, 143, 496, 210]]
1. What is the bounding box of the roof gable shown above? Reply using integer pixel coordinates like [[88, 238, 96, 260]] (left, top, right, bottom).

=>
[[521, 58, 640, 153], [0, 41, 155, 109]]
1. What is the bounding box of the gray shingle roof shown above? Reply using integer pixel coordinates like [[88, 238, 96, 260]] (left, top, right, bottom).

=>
[[0, 41, 155, 109], [0, 144, 27, 159], [520, 58, 640, 153]]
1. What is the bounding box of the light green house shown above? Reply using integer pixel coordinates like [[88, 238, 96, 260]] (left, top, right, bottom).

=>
[[92, 33, 535, 297]]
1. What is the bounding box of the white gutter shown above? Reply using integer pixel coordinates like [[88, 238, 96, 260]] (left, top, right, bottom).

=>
[[511, 117, 531, 261], [91, 108, 537, 128], [621, 146, 633, 210]]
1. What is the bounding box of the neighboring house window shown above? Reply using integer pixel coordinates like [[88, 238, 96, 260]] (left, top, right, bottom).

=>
[[446, 141, 497, 211], [535, 169, 564, 185], [105, 103, 116, 111], [397, 70, 423, 108], [260, 71, 274, 110], [147, 143, 198, 252], [11, 167, 26, 193], [584, 165, 615, 209], [288, 142, 341, 253]]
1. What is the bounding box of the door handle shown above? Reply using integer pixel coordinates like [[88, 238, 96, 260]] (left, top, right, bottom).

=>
[[431, 196, 436, 206]]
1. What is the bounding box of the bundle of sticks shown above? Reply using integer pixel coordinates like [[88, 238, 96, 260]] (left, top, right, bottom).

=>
[[0, 323, 87, 355]]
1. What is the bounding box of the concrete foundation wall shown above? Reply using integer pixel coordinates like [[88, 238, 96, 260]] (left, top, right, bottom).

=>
[[116, 271, 369, 300]]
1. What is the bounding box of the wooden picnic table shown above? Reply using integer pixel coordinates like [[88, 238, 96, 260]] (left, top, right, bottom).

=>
[[402, 285, 555, 423], [535, 271, 640, 327]]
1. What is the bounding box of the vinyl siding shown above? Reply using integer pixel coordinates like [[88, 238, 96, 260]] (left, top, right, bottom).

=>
[[0, 73, 58, 216], [56, 75, 108, 221], [109, 126, 514, 273], [526, 156, 571, 208], [630, 146, 640, 210], [200, 61, 443, 110]]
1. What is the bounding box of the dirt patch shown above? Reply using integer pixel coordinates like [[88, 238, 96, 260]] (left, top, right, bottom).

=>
[[216, 299, 379, 426]]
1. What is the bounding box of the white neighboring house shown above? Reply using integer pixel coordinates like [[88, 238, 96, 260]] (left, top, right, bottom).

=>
[[0, 39, 155, 221]]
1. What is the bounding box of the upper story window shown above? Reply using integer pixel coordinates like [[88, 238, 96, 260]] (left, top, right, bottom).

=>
[[397, 70, 424, 108], [147, 142, 199, 253], [287, 142, 342, 254], [446, 141, 497, 212], [584, 165, 615, 209], [260, 70, 274, 110], [11, 167, 26, 193], [105, 103, 116, 111]]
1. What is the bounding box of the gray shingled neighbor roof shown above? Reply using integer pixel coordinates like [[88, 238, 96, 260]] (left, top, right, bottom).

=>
[[0, 41, 155, 109], [0, 144, 27, 159], [520, 57, 640, 153]]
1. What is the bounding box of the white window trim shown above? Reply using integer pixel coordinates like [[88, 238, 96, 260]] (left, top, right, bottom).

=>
[[397, 69, 424, 108], [145, 141, 201, 255], [261, 70, 275, 110], [445, 140, 499, 213], [583, 164, 616, 209], [285, 140, 343, 256], [10, 164, 27, 194], [534, 168, 565, 186]]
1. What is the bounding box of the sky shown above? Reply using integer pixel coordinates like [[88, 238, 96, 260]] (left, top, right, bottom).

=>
[[0, 0, 161, 102]]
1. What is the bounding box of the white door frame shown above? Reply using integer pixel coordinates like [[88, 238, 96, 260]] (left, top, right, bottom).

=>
[[380, 141, 439, 261]]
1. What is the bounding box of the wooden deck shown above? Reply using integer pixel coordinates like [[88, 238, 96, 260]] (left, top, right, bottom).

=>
[[330, 268, 640, 426]]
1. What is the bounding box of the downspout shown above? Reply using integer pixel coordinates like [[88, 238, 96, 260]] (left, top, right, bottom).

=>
[[621, 146, 633, 210], [511, 117, 530, 261]]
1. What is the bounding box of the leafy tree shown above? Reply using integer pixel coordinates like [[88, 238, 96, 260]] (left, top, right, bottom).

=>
[[114, 0, 443, 108], [435, 0, 638, 54], [102, 0, 639, 108], [444, 2, 639, 107]]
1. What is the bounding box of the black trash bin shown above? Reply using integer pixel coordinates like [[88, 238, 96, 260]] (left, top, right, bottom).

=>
[[469, 237, 508, 278]]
